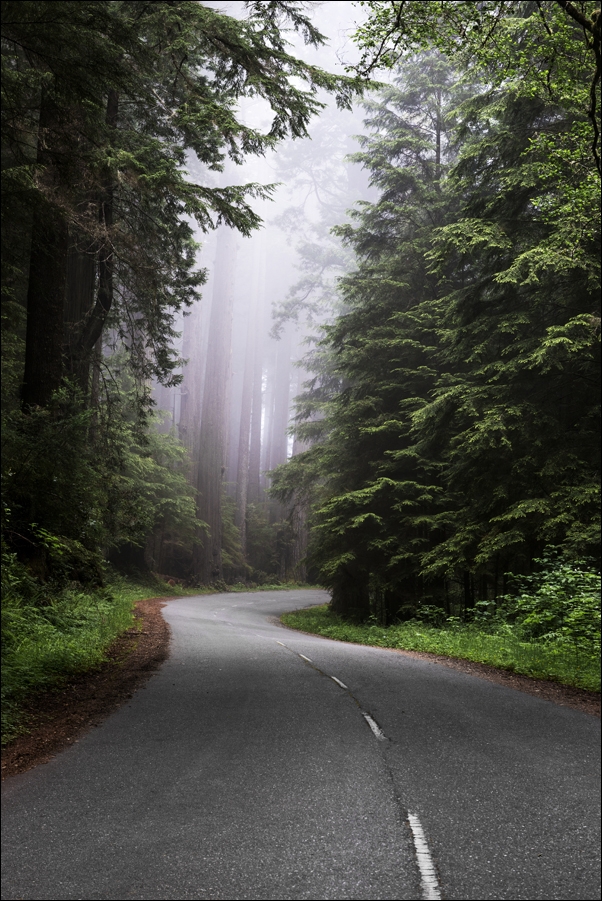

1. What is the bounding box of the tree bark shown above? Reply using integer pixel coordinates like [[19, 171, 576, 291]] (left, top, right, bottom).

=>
[[247, 256, 267, 504], [179, 301, 203, 449], [330, 564, 371, 621], [268, 323, 293, 472], [22, 200, 69, 407], [76, 90, 118, 359], [194, 225, 238, 583], [234, 282, 261, 554], [21, 88, 69, 408], [63, 236, 97, 393], [260, 344, 275, 490]]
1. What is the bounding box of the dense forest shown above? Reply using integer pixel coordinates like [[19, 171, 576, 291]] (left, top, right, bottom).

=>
[[274, 4, 602, 622], [1, 0, 362, 588], [1, 2, 600, 732]]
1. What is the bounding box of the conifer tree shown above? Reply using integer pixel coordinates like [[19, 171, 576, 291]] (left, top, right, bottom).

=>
[[274, 32, 600, 618], [413, 82, 600, 587], [272, 55, 463, 618]]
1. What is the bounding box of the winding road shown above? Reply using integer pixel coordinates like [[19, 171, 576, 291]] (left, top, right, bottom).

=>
[[2, 590, 600, 900]]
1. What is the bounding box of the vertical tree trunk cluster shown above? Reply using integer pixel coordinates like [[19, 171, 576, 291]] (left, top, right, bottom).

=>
[[234, 254, 263, 555], [158, 226, 308, 585], [194, 225, 238, 583]]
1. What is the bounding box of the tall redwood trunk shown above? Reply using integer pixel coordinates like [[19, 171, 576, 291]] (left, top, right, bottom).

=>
[[76, 90, 118, 361], [194, 225, 238, 583], [22, 90, 69, 408], [63, 236, 96, 394], [234, 254, 262, 553], [268, 323, 293, 472], [247, 341, 264, 504], [247, 254, 267, 504], [289, 358, 310, 580], [23, 89, 118, 408], [22, 202, 69, 407], [260, 344, 275, 490], [266, 324, 292, 529], [179, 300, 203, 450]]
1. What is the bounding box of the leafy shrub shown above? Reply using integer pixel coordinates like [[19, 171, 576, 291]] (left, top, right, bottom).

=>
[[1, 585, 134, 741], [506, 554, 600, 650], [282, 602, 600, 691], [413, 604, 448, 627]]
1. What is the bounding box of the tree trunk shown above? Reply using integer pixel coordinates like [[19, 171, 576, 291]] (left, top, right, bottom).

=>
[[290, 502, 308, 582], [463, 570, 475, 613], [63, 236, 97, 394], [268, 323, 293, 472], [21, 88, 69, 408], [194, 225, 238, 583], [248, 258, 267, 503], [234, 273, 261, 554], [179, 300, 203, 450], [435, 87, 442, 177], [260, 344, 275, 490], [22, 200, 69, 407], [76, 90, 118, 361], [330, 564, 371, 621], [88, 336, 102, 444], [247, 348, 264, 503], [267, 325, 293, 524]]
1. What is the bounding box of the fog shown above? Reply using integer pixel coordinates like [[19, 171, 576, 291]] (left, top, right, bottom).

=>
[[150, 2, 375, 583]]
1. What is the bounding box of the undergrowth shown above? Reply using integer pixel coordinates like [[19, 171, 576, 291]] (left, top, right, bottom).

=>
[[227, 581, 320, 593], [1, 563, 177, 743]]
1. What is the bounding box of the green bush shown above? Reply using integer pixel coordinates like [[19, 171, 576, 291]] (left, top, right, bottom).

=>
[[505, 554, 600, 650]]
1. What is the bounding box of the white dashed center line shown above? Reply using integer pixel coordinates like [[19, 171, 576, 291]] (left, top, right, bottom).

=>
[[274, 639, 438, 899], [362, 713, 386, 741], [407, 813, 441, 900]]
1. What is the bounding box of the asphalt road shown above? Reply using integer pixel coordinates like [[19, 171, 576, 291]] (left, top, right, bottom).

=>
[[2, 590, 600, 901]]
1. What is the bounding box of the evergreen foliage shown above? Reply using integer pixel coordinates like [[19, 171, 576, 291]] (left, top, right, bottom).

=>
[[353, 1, 601, 171], [2, 0, 362, 393], [272, 37, 600, 622], [2, 364, 200, 586]]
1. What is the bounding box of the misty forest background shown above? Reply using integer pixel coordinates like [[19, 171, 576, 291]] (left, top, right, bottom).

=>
[[2, 1, 600, 731]]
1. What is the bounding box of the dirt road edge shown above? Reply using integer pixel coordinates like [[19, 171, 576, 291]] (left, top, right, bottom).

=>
[[2, 596, 175, 780]]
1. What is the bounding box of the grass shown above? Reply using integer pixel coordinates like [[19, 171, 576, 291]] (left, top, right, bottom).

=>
[[226, 581, 321, 592], [156, 579, 321, 595], [281, 604, 601, 692], [0, 573, 180, 743]]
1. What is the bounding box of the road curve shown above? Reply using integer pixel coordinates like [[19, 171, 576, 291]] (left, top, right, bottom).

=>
[[2, 590, 600, 901]]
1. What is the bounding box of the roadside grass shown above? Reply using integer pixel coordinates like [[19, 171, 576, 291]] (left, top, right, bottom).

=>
[[1, 573, 179, 744], [227, 581, 321, 593], [281, 605, 601, 692]]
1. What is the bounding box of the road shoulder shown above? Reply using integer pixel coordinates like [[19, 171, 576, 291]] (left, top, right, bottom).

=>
[[1, 596, 174, 780]]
